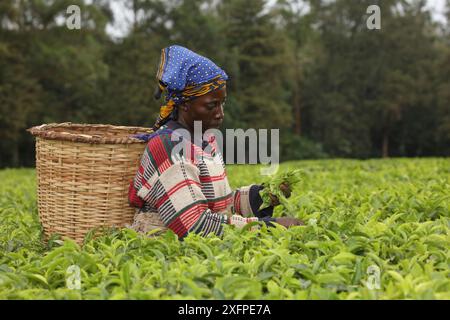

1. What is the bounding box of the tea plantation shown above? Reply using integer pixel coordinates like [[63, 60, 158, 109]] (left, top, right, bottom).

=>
[[0, 159, 449, 299]]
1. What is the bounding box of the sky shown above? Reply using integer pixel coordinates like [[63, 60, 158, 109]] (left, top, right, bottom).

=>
[[105, 0, 448, 38], [426, 0, 447, 21]]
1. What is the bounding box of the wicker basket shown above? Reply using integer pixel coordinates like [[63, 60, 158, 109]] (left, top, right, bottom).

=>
[[28, 123, 151, 243]]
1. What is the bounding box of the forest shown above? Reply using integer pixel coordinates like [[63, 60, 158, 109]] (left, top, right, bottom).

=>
[[1, 0, 449, 167]]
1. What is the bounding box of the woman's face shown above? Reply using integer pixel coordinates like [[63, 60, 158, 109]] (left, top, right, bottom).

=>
[[180, 87, 226, 131]]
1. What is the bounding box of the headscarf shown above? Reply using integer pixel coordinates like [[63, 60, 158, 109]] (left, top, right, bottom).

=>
[[151, 45, 229, 131]]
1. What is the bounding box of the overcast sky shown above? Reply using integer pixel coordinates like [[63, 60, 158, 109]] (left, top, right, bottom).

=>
[[106, 0, 448, 38]]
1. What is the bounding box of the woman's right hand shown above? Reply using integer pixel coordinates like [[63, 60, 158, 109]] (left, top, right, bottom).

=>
[[268, 182, 292, 206], [274, 217, 304, 228]]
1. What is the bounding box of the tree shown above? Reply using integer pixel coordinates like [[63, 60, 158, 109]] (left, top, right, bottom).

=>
[[0, 0, 113, 167], [0, 38, 42, 167], [272, 0, 316, 136], [219, 0, 292, 130], [434, 0, 450, 155]]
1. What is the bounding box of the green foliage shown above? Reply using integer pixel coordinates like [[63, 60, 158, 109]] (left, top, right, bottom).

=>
[[0, 159, 449, 299], [258, 169, 303, 216], [219, 0, 292, 131], [0, 0, 450, 165], [280, 132, 328, 161]]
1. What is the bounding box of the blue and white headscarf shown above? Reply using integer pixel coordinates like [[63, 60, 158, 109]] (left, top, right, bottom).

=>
[[152, 45, 229, 131]]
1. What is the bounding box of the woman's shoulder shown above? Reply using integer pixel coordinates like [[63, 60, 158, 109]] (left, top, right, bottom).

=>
[[144, 126, 191, 158]]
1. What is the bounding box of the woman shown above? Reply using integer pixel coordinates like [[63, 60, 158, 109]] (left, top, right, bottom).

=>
[[128, 45, 302, 239]]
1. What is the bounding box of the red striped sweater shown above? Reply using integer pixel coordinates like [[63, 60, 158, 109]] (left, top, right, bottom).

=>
[[128, 120, 267, 239]]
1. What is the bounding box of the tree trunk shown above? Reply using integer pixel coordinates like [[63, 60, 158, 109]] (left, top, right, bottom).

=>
[[293, 36, 301, 136], [382, 129, 389, 158], [12, 143, 19, 167], [294, 93, 301, 135], [133, 0, 138, 31]]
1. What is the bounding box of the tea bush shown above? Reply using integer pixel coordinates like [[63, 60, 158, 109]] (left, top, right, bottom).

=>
[[0, 159, 448, 299]]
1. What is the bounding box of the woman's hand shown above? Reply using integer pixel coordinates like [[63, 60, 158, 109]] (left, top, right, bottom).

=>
[[274, 217, 304, 228], [269, 182, 292, 206]]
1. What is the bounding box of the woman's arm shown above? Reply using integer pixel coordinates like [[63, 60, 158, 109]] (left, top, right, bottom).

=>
[[129, 133, 268, 239], [230, 185, 275, 218]]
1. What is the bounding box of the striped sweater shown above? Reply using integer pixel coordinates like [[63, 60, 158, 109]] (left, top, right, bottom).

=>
[[128, 120, 273, 239]]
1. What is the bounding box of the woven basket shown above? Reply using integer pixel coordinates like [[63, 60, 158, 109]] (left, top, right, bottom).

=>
[[28, 123, 151, 243]]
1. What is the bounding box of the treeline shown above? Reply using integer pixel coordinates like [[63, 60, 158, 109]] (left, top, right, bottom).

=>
[[0, 0, 449, 168]]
